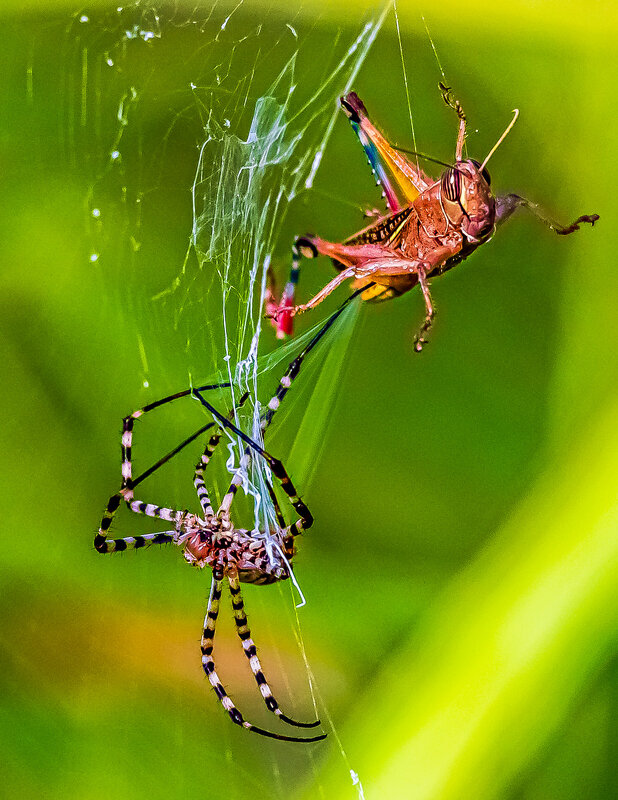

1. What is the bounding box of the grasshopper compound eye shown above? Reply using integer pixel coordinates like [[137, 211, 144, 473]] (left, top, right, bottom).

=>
[[441, 167, 462, 202]]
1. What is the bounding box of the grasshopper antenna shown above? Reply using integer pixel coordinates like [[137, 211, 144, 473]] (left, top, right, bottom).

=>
[[480, 109, 519, 171], [392, 146, 455, 170]]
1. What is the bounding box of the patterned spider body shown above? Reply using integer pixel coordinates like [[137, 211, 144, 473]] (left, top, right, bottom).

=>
[[180, 519, 293, 585]]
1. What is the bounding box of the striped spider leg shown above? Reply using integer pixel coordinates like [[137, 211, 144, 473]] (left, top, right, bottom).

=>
[[96, 386, 324, 742], [96, 287, 367, 742], [191, 286, 370, 740]]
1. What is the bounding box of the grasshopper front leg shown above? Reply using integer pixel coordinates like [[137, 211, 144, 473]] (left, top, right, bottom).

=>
[[495, 194, 599, 235], [414, 266, 436, 352]]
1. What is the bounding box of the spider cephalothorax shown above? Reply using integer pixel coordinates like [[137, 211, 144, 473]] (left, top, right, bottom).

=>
[[180, 522, 293, 585]]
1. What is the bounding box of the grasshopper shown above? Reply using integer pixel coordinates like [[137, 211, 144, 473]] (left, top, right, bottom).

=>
[[268, 85, 598, 350]]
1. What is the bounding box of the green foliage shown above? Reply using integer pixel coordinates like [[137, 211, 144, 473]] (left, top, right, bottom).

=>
[[0, 3, 615, 799]]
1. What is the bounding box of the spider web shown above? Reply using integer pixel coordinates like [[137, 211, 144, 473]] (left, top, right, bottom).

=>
[[69, 1, 391, 796], [76, 0, 388, 525]]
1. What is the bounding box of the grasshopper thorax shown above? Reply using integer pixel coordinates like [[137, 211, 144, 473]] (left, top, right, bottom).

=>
[[440, 159, 495, 244]]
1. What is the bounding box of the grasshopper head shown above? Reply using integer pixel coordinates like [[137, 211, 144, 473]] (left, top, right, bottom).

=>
[[440, 159, 495, 243]]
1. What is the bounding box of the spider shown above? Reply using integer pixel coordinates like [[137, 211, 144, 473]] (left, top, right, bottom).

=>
[[95, 287, 366, 742], [268, 85, 598, 348]]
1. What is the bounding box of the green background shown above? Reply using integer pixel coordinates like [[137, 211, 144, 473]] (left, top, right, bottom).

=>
[[1, 2, 616, 798]]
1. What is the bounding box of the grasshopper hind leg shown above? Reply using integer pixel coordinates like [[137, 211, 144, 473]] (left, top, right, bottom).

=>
[[266, 237, 318, 338]]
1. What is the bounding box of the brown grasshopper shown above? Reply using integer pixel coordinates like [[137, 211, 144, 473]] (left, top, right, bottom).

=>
[[267, 85, 598, 350]]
